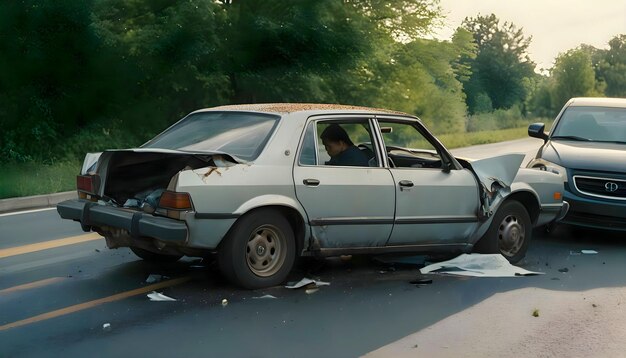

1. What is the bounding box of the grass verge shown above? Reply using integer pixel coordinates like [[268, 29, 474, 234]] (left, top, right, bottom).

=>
[[438, 127, 530, 149], [0, 160, 80, 199], [0, 126, 534, 199]]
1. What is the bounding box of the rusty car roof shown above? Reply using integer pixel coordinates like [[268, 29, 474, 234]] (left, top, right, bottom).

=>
[[204, 103, 411, 116]]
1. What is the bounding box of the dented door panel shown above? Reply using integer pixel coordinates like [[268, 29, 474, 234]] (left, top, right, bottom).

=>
[[386, 168, 480, 245]]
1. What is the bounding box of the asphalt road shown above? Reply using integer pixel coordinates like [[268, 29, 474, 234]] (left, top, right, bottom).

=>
[[2, 138, 625, 358]]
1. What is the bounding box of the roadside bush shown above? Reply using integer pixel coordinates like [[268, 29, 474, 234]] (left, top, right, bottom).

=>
[[465, 106, 531, 132]]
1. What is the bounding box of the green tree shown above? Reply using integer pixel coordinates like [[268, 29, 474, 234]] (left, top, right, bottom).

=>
[[0, 0, 105, 162], [460, 14, 537, 114], [597, 34, 626, 97], [552, 48, 597, 107]]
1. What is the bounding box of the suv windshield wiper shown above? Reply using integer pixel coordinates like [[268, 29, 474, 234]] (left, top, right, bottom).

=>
[[551, 135, 591, 141]]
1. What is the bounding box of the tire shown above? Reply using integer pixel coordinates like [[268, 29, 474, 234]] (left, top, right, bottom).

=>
[[473, 200, 532, 264], [130, 247, 183, 263], [218, 209, 296, 289]]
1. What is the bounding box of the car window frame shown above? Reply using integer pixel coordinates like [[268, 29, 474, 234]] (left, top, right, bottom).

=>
[[374, 115, 461, 171], [296, 115, 385, 169]]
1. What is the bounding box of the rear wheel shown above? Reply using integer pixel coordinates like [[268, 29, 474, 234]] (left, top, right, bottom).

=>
[[474, 200, 531, 264], [130, 247, 183, 263], [218, 209, 295, 289]]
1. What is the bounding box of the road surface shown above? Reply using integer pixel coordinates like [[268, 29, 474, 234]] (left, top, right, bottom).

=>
[[2, 138, 625, 358]]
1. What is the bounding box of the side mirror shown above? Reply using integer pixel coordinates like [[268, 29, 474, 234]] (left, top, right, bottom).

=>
[[528, 123, 548, 142]]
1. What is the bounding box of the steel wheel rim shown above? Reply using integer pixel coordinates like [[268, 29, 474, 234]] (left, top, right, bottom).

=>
[[498, 214, 525, 257], [245, 225, 286, 277]]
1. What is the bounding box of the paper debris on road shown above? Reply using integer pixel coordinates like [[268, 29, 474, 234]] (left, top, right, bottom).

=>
[[285, 278, 330, 289], [145, 274, 168, 284], [581, 250, 598, 254], [252, 294, 277, 299], [102, 323, 111, 331], [420, 254, 543, 277], [147, 291, 177, 301]]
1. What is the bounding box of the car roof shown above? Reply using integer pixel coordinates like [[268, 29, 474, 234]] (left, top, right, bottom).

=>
[[569, 97, 626, 108], [196, 103, 412, 116]]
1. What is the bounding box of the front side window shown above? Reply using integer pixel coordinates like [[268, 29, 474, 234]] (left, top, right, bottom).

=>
[[298, 119, 378, 167], [378, 120, 443, 169], [552, 106, 626, 142], [143, 111, 280, 160]]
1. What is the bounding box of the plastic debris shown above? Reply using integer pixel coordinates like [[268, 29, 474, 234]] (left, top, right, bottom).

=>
[[221, 298, 228, 306], [285, 278, 330, 289], [102, 323, 111, 331], [252, 294, 277, 299], [420, 254, 543, 277], [147, 291, 177, 302], [145, 274, 168, 284], [581, 250, 598, 254], [558, 267, 569, 273]]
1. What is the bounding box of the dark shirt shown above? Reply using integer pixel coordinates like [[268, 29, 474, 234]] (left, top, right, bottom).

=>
[[325, 145, 370, 167]]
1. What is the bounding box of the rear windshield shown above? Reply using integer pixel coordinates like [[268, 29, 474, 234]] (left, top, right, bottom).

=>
[[143, 112, 280, 160], [552, 106, 626, 142]]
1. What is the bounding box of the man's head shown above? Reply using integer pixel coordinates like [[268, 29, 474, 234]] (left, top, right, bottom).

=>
[[320, 124, 354, 157]]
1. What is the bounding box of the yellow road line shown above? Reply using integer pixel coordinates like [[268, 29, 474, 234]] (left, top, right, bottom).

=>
[[0, 277, 66, 295], [0, 276, 192, 331], [0, 233, 102, 259]]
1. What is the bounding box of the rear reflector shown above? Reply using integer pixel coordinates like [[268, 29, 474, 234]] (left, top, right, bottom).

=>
[[554, 192, 562, 200], [159, 191, 193, 210], [77, 175, 96, 194]]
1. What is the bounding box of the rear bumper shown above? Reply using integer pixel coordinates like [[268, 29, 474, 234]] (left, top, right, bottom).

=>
[[57, 199, 188, 244]]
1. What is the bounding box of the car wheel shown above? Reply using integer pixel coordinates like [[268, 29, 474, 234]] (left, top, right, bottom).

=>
[[218, 209, 296, 289], [130, 247, 183, 263], [474, 200, 531, 264]]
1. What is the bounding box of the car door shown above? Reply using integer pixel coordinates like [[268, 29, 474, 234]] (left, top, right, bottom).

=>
[[376, 118, 481, 246], [293, 116, 396, 249]]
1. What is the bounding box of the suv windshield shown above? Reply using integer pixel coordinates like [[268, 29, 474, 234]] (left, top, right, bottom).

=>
[[143, 111, 280, 160], [552, 106, 626, 142]]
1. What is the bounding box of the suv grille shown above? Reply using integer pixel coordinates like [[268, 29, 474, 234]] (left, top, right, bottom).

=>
[[573, 175, 626, 200]]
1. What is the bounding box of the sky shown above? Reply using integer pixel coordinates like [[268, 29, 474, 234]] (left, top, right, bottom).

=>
[[435, 0, 626, 71]]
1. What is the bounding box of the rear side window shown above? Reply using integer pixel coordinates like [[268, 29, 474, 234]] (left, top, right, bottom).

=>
[[143, 112, 280, 160], [298, 119, 378, 167]]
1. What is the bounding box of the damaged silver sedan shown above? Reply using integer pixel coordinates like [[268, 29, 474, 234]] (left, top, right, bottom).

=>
[[57, 104, 568, 288]]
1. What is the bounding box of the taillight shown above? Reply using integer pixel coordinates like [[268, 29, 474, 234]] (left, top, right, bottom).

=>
[[77, 175, 97, 194], [158, 191, 193, 211]]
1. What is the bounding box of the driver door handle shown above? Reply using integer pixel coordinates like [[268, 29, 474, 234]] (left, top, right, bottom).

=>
[[303, 179, 320, 186], [398, 180, 414, 187]]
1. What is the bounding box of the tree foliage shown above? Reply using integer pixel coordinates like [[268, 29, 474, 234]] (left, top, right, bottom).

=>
[[460, 14, 537, 114], [597, 35, 626, 97]]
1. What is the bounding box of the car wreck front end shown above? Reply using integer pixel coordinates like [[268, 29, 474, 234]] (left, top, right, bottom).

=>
[[455, 153, 569, 262]]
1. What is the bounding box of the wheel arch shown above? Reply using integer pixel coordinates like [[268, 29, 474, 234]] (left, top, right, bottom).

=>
[[506, 190, 541, 225], [232, 203, 308, 256]]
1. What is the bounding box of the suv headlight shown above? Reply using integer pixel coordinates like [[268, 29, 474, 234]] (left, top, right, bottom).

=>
[[527, 158, 568, 182]]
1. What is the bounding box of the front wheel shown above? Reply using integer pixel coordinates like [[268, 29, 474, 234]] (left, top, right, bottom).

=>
[[218, 209, 296, 289], [474, 200, 532, 264]]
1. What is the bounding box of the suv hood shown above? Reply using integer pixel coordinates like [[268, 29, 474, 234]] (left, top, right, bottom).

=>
[[542, 140, 626, 171]]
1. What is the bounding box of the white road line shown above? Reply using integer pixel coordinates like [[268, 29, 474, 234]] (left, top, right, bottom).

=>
[[0, 207, 56, 217]]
